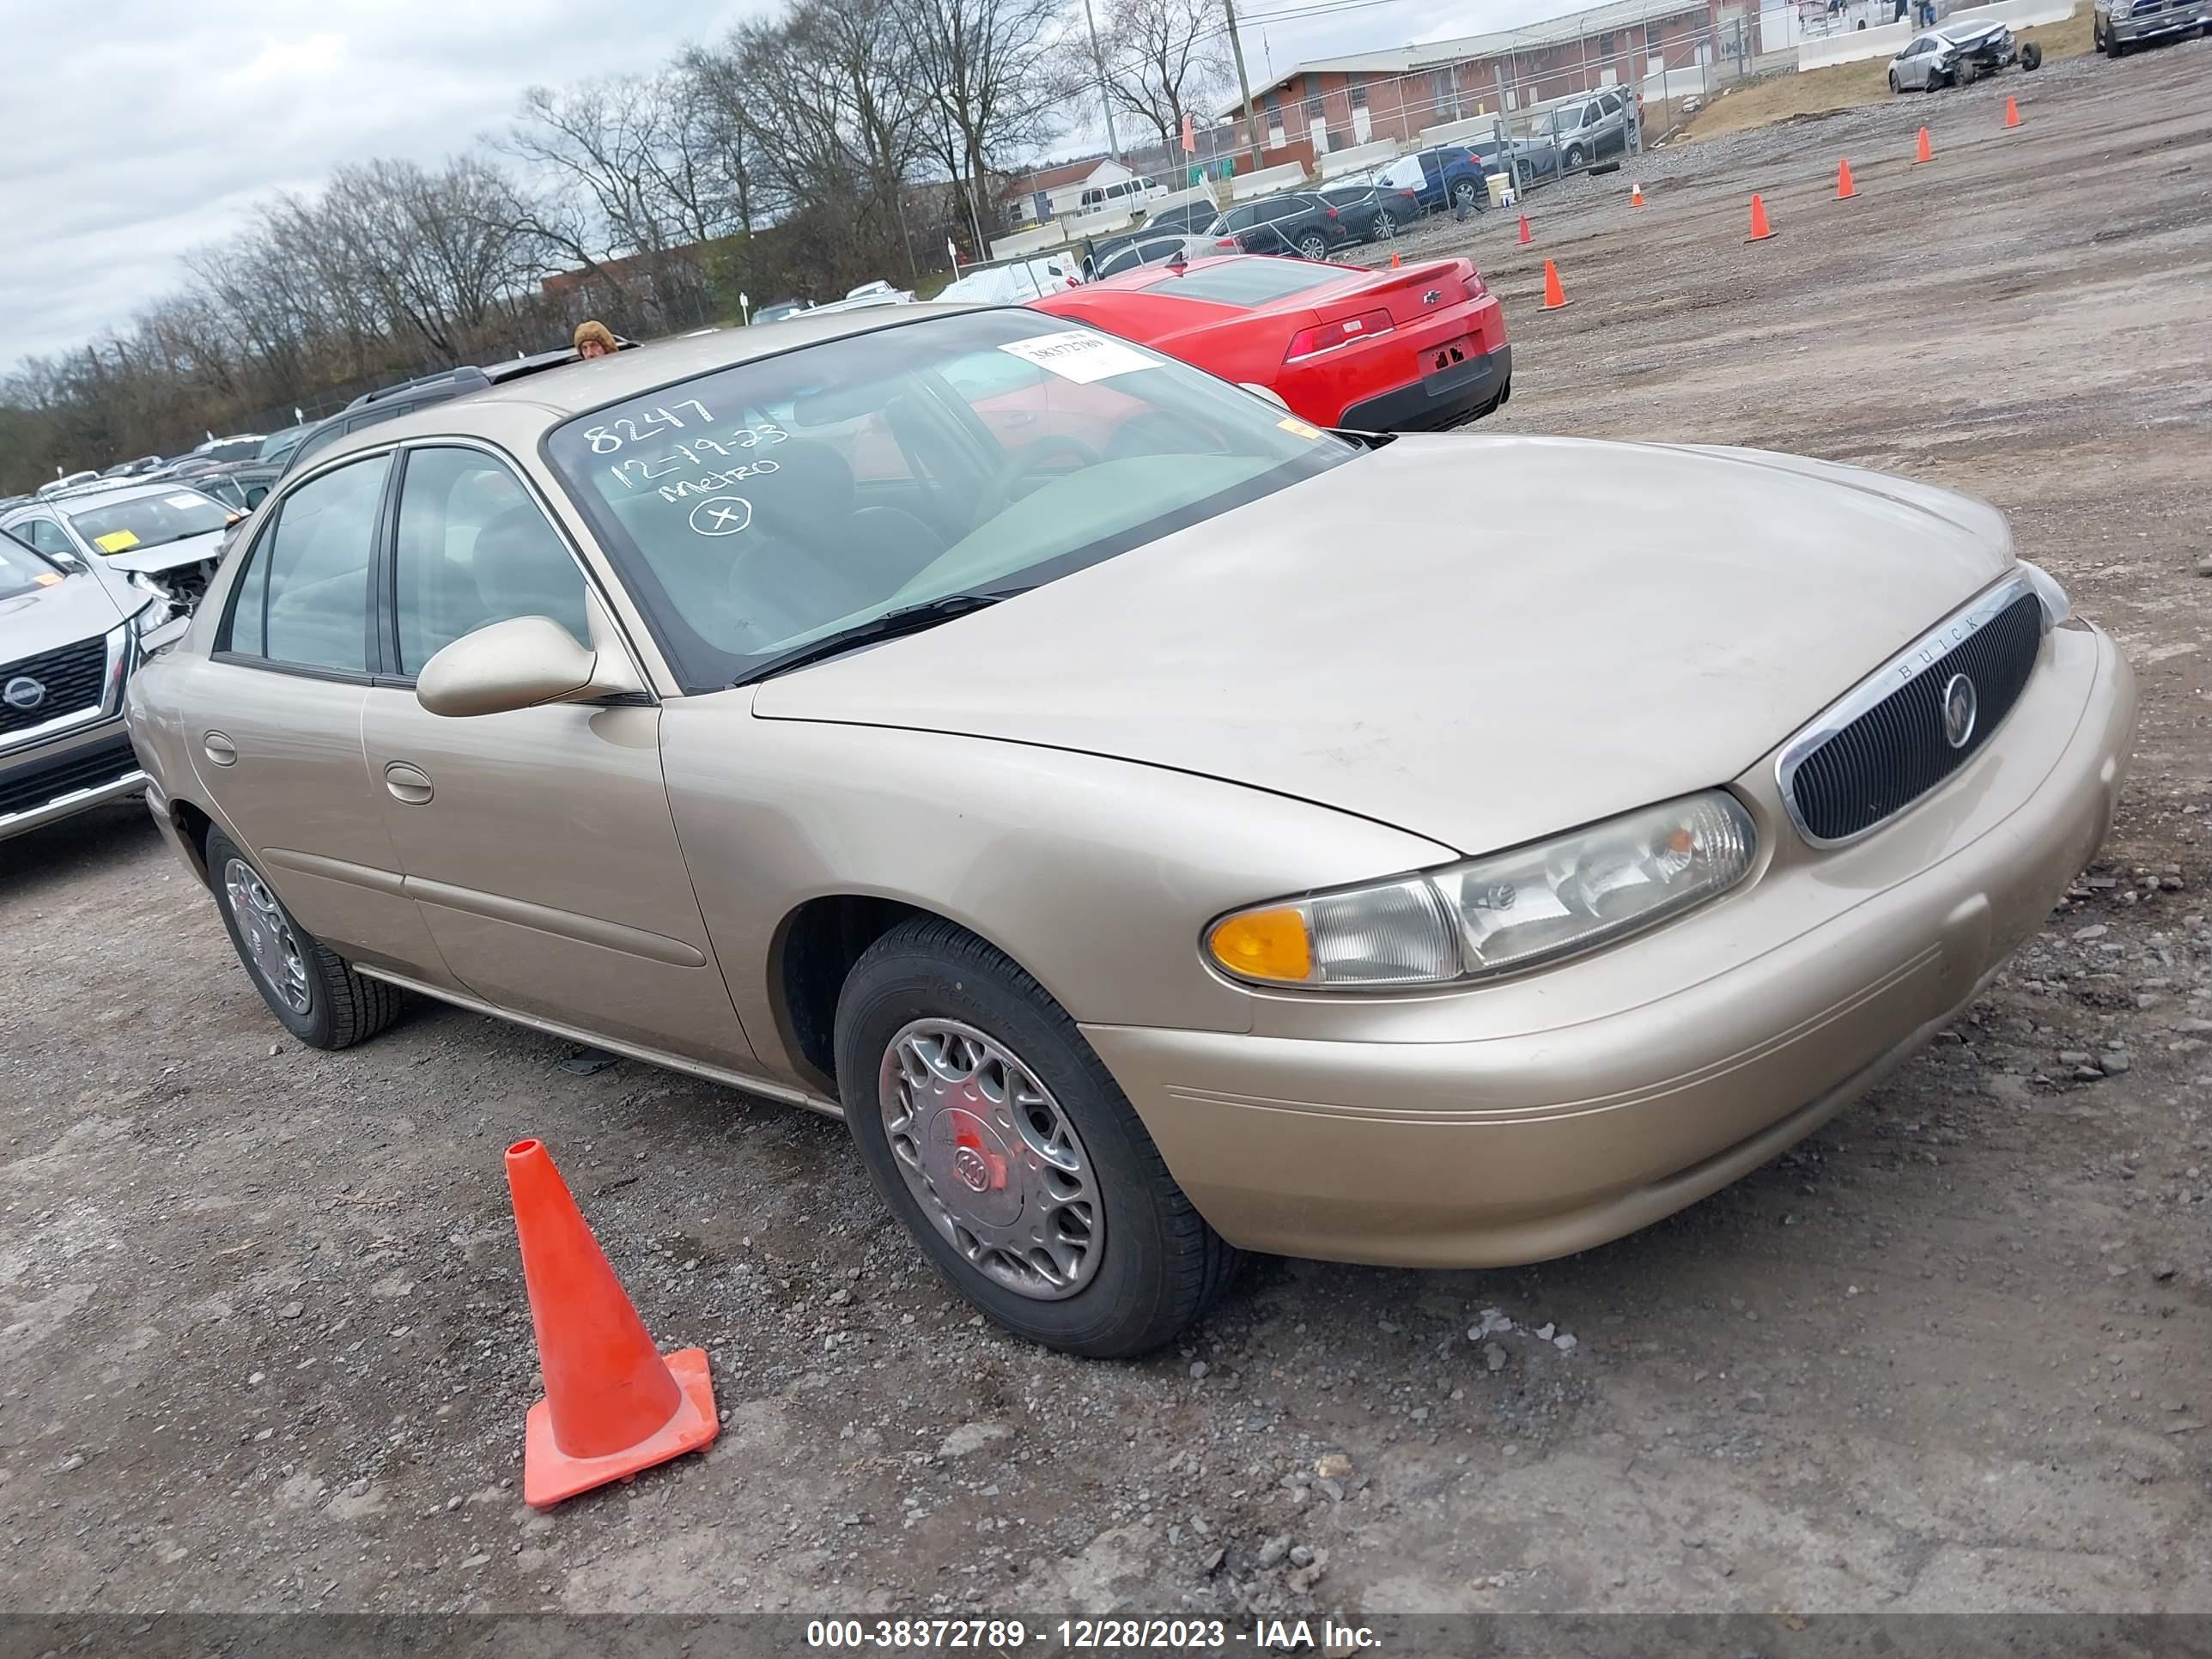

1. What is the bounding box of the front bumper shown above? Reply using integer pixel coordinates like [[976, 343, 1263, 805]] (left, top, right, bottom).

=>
[[1083, 620, 2136, 1268], [1339, 343, 1512, 434], [0, 720, 145, 842], [2110, 0, 2204, 39]]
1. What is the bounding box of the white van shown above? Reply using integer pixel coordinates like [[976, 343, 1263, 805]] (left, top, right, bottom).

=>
[[1078, 175, 1167, 211]]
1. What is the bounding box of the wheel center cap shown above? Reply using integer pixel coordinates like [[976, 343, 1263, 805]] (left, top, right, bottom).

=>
[[925, 1096, 1020, 1226]]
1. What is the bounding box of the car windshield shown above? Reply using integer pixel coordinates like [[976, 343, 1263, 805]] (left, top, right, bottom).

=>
[[545, 309, 1355, 690], [196, 437, 262, 463], [258, 426, 308, 461], [0, 531, 64, 601], [66, 489, 231, 554]]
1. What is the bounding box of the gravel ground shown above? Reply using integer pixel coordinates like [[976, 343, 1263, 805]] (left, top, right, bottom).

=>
[[3, 37, 2209, 1630]]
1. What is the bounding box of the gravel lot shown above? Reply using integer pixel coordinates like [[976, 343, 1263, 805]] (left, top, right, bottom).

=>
[[3, 36, 2209, 1631]]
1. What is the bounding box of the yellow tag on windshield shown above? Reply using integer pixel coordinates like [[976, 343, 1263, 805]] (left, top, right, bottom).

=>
[[1277, 416, 1325, 440], [94, 529, 141, 552]]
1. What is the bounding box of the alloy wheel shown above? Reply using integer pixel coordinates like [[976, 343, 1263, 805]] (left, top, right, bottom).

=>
[[878, 1018, 1103, 1301]]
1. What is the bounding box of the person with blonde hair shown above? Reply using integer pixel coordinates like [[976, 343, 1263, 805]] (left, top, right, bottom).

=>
[[573, 319, 618, 359]]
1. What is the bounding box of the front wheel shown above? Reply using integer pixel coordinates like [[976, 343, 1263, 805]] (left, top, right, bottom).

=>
[[835, 918, 1240, 1358], [1564, 143, 1587, 170], [1372, 209, 1397, 240], [206, 829, 403, 1049], [1889, 69, 1902, 92], [1297, 231, 1330, 261]]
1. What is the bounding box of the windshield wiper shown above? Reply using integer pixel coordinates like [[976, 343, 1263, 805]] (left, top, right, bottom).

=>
[[732, 589, 1027, 686]]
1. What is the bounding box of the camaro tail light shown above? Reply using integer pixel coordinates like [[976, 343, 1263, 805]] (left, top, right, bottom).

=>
[[1284, 307, 1395, 361]]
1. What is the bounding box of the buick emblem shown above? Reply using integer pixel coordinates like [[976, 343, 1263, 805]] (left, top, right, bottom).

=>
[[3, 675, 46, 712], [1941, 672, 1977, 750], [951, 1146, 993, 1194]]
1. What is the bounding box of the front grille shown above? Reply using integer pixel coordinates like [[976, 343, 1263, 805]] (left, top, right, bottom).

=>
[[0, 634, 109, 737], [0, 735, 142, 822], [1781, 585, 2044, 844]]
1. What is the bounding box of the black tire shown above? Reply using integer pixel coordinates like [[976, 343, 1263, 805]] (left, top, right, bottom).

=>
[[2021, 40, 2043, 68], [1297, 230, 1330, 261], [205, 828, 403, 1050], [1955, 57, 1977, 86], [1889, 69, 1902, 92], [1372, 209, 1397, 240], [1565, 143, 1587, 171], [834, 917, 1240, 1358], [1450, 178, 1484, 212], [2106, 27, 2124, 53]]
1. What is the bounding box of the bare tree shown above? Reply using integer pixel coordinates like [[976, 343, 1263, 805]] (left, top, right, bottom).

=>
[[1102, 0, 1229, 148], [898, 0, 1080, 248]]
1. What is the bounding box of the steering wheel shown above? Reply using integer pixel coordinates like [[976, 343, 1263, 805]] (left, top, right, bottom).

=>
[[993, 434, 1103, 501]]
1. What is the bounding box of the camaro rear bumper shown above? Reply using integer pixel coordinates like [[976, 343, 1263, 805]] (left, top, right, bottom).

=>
[[1339, 343, 1512, 434], [1083, 620, 2135, 1268]]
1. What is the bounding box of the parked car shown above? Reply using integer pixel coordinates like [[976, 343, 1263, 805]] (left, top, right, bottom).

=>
[[813, 280, 917, 313], [3, 480, 242, 612], [1138, 198, 1225, 236], [1316, 180, 1426, 242], [0, 525, 167, 842], [1204, 191, 1352, 260], [126, 306, 2134, 1357], [254, 424, 314, 467], [1533, 88, 1641, 171], [1077, 173, 1167, 212], [935, 255, 1084, 304], [754, 298, 814, 325], [1889, 22, 2039, 88], [1035, 252, 1510, 433], [1082, 231, 1224, 281], [191, 434, 266, 465], [1376, 146, 1495, 215], [34, 471, 100, 498], [2091, 0, 2202, 52]]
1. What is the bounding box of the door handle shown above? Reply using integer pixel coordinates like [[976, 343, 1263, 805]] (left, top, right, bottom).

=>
[[203, 731, 237, 766], [384, 762, 434, 805]]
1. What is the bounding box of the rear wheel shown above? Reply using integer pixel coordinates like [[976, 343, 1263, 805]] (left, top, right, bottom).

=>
[[1954, 57, 1977, 85], [1297, 230, 1330, 261], [1373, 209, 1397, 240], [835, 918, 1240, 1358], [2021, 40, 2043, 67], [1450, 178, 1483, 212], [206, 829, 402, 1049]]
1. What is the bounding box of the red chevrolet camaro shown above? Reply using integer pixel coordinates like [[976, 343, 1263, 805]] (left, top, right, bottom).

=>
[[1030, 253, 1510, 433]]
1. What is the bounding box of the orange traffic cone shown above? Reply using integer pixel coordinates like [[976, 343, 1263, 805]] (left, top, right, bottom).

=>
[[2003, 95, 2021, 129], [1836, 157, 1857, 200], [1517, 213, 1533, 245], [1914, 125, 1934, 164], [1390, 251, 1401, 268], [506, 1139, 717, 1509], [1746, 193, 1776, 242], [1630, 181, 1645, 207], [1540, 258, 1571, 311]]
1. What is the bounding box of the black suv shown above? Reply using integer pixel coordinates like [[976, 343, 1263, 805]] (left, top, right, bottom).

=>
[[1203, 192, 1351, 262]]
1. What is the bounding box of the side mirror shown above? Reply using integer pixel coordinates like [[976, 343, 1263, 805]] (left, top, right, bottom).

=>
[[50, 550, 90, 575], [416, 601, 641, 718], [1240, 383, 1290, 410]]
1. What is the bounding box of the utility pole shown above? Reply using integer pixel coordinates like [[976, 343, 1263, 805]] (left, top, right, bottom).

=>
[[1223, 0, 1265, 170], [1081, 0, 1124, 161]]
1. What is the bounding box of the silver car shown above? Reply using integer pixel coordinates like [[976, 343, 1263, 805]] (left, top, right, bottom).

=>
[[0, 527, 167, 842], [2, 480, 242, 613], [1888, 22, 2031, 90]]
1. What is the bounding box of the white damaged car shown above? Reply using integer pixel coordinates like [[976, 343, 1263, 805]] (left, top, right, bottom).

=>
[[2, 479, 244, 612]]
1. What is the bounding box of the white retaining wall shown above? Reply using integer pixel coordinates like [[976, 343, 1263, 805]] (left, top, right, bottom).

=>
[[1799, 0, 2072, 68]]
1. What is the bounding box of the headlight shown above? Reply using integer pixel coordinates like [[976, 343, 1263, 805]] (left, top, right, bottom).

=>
[[2016, 559, 2070, 630], [1206, 791, 1757, 990], [126, 572, 175, 633]]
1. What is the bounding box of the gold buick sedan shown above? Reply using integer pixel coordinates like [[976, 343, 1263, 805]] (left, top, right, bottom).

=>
[[126, 305, 2136, 1356]]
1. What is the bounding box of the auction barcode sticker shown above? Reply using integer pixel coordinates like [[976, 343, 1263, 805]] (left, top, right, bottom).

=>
[[998, 330, 1156, 384]]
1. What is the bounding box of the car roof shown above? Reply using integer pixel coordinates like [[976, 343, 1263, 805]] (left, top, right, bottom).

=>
[[293, 306, 990, 472], [8, 477, 216, 516]]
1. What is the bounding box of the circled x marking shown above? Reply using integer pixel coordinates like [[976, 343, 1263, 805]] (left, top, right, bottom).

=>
[[688, 495, 753, 537]]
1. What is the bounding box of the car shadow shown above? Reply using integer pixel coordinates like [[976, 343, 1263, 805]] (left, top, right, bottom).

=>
[[0, 797, 165, 901]]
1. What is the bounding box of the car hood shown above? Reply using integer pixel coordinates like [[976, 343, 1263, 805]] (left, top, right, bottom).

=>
[[0, 571, 127, 659], [752, 436, 2015, 856], [100, 526, 227, 575]]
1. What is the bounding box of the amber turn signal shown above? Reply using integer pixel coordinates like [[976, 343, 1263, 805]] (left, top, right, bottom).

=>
[[1206, 907, 1313, 984]]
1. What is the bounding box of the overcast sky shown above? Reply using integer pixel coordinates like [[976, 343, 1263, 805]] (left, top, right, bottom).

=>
[[3, 0, 1557, 374]]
